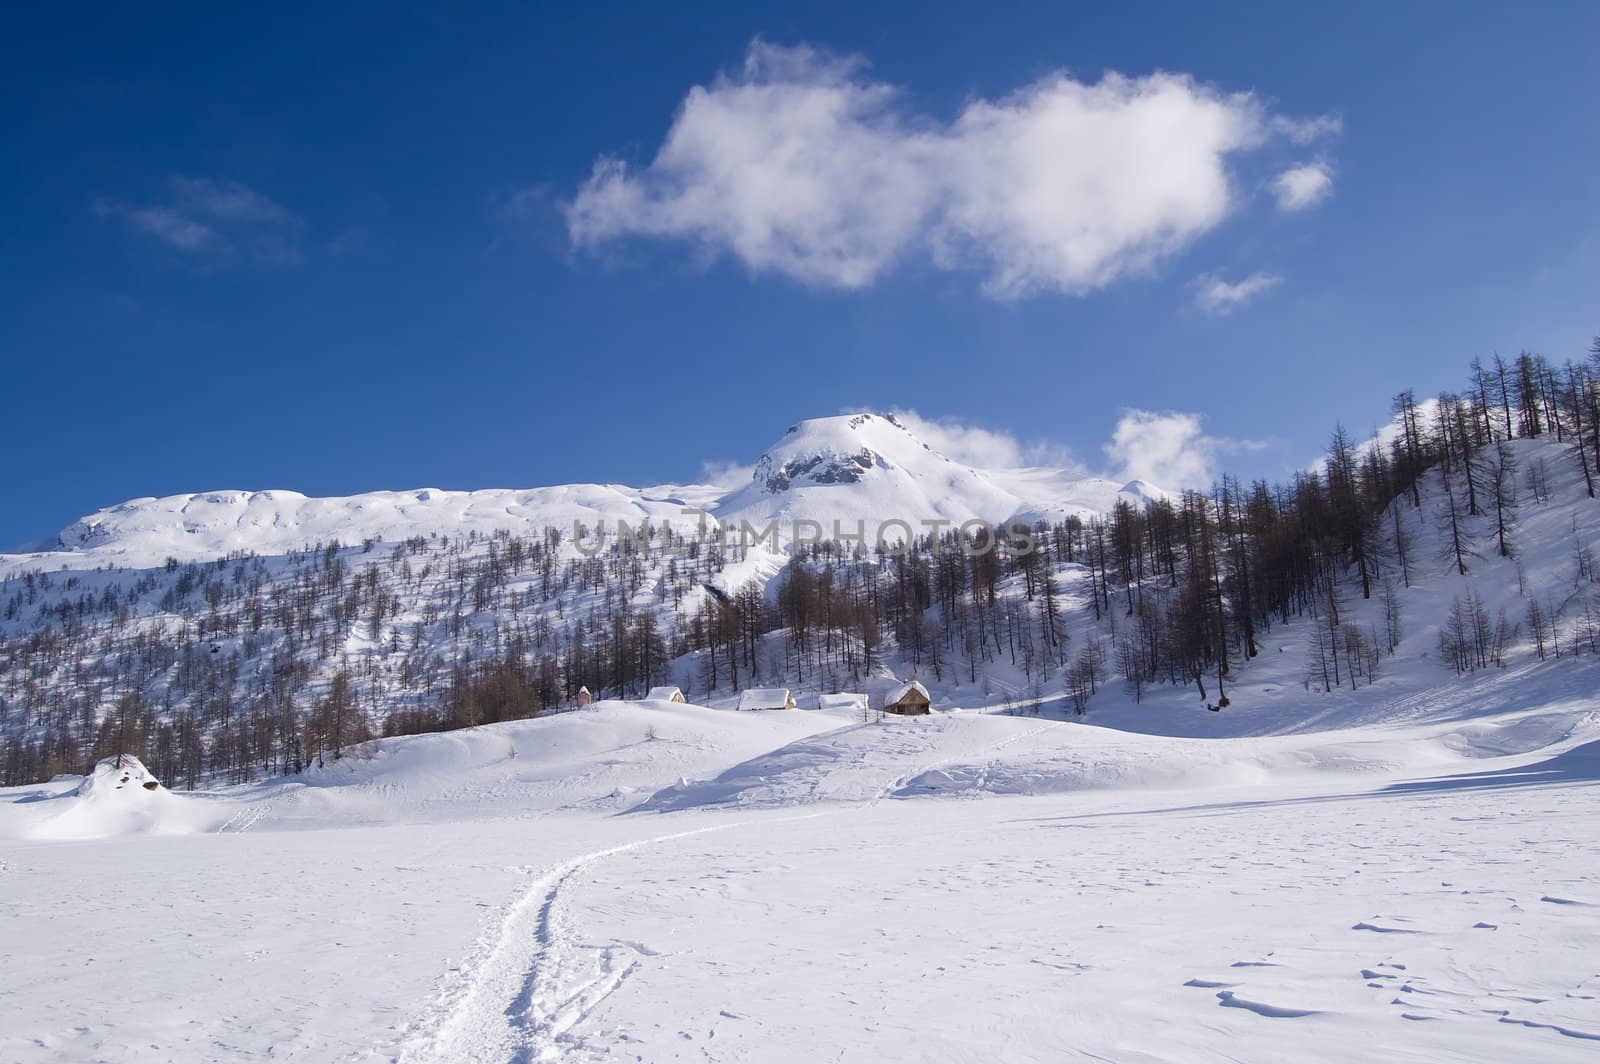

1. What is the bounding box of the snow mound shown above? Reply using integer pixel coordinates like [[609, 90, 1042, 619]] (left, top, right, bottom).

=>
[[17, 756, 221, 840], [636, 692, 1600, 812], [233, 699, 846, 827], [894, 705, 1600, 800], [635, 712, 1046, 811]]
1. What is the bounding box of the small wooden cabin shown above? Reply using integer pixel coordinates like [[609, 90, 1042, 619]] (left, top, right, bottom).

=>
[[883, 680, 931, 715], [576, 685, 592, 708], [818, 692, 868, 713], [738, 687, 796, 711], [645, 686, 686, 704]]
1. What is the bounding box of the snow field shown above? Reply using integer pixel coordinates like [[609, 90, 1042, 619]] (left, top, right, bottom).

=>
[[2, 684, 1597, 1062]]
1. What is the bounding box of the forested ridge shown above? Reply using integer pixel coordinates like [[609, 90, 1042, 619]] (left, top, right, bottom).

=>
[[4, 347, 1599, 788]]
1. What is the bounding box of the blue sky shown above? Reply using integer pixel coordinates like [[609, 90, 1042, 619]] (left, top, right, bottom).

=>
[[3, 1, 1598, 549]]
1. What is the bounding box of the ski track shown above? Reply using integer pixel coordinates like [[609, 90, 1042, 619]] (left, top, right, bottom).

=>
[[215, 803, 268, 833], [392, 814, 827, 1064]]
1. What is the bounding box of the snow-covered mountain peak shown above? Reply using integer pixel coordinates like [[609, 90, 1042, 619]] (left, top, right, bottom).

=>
[[746, 412, 948, 495], [6, 411, 1177, 570], [717, 412, 1025, 533]]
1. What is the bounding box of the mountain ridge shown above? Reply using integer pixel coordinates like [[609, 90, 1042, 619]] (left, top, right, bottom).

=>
[[10, 412, 1167, 570]]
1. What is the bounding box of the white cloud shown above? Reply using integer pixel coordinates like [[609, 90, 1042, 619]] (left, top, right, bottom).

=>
[[1272, 161, 1334, 211], [96, 177, 304, 264], [566, 40, 1337, 298], [891, 405, 1265, 490], [1105, 409, 1264, 489], [1271, 114, 1343, 145], [699, 459, 756, 490], [1191, 271, 1281, 316], [705, 405, 1261, 494], [888, 409, 1081, 470]]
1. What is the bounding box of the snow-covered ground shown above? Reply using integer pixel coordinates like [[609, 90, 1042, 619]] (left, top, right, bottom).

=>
[[3, 681, 1597, 1063]]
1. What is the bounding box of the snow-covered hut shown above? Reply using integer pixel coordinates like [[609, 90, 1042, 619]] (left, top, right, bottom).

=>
[[576, 685, 592, 708], [818, 692, 868, 712], [644, 686, 686, 703], [883, 680, 931, 715], [738, 687, 796, 711]]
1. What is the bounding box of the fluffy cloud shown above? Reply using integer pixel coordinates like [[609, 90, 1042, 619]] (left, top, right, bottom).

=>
[[1271, 161, 1334, 211], [1191, 271, 1280, 316], [567, 41, 1337, 298], [699, 459, 757, 490], [888, 409, 1081, 470], [96, 178, 304, 264], [876, 406, 1264, 490], [1105, 409, 1264, 489]]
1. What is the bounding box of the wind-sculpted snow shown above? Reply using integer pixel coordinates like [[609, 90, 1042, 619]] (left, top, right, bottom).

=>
[[633, 712, 1056, 811], [629, 693, 1600, 810]]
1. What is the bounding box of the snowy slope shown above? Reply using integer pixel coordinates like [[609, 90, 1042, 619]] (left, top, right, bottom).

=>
[[39, 482, 723, 571], [993, 465, 1167, 527], [232, 698, 851, 827], [0, 699, 854, 839]]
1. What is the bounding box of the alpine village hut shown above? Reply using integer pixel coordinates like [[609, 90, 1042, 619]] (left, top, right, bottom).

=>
[[883, 680, 931, 715], [576, 685, 592, 708], [738, 688, 797, 711], [644, 686, 687, 704]]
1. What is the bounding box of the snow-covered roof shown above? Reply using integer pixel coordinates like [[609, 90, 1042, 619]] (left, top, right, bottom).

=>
[[884, 680, 930, 707], [644, 686, 684, 701], [738, 688, 793, 710], [818, 692, 867, 709]]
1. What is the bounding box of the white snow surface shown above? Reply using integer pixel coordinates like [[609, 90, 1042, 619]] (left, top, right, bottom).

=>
[[39, 482, 722, 570], [3, 676, 1599, 1063]]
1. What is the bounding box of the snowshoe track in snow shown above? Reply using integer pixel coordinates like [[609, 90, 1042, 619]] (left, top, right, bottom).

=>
[[395, 826, 725, 1063], [394, 814, 827, 1063]]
